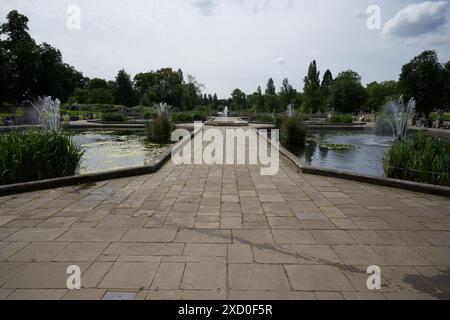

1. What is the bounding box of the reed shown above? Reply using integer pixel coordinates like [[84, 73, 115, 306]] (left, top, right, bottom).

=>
[[0, 130, 84, 185], [383, 133, 450, 186]]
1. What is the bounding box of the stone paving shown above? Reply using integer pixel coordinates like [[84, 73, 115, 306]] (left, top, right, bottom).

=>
[[0, 128, 450, 300]]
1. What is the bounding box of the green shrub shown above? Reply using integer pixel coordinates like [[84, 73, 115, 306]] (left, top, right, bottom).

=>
[[102, 112, 127, 122], [256, 114, 275, 123], [145, 115, 173, 144], [329, 114, 353, 124], [383, 134, 450, 186], [0, 131, 84, 185], [192, 111, 208, 122], [280, 116, 307, 146], [172, 113, 194, 123]]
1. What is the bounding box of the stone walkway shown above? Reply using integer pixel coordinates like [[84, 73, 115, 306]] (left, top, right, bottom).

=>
[[0, 128, 450, 300]]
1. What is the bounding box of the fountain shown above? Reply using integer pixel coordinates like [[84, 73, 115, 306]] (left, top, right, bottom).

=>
[[32, 96, 62, 132], [287, 104, 293, 118], [156, 103, 172, 117], [205, 105, 248, 127], [377, 96, 416, 142]]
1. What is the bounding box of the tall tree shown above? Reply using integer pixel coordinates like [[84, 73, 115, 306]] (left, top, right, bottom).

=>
[[330, 70, 367, 114], [444, 61, 450, 110], [230, 88, 246, 113], [256, 86, 264, 113], [399, 50, 446, 123], [212, 93, 219, 109], [279, 78, 296, 110], [320, 69, 333, 111], [0, 40, 6, 106], [264, 78, 278, 112], [0, 10, 39, 103], [366, 81, 399, 111], [114, 69, 137, 107], [302, 60, 322, 114], [265, 78, 276, 96]]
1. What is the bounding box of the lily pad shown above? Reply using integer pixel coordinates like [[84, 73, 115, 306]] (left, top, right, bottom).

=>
[[319, 143, 356, 151]]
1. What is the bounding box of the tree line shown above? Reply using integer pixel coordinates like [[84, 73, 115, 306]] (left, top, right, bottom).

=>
[[1, 10, 449, 122]]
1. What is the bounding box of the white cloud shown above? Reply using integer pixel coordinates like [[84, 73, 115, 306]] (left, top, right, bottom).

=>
[[269, 58, 286, 65], [192, 0, 217, 16], [382, 1, 449, 37]]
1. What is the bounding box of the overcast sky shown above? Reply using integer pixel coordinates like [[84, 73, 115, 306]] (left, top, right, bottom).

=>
[[1, 0, 449, 97]]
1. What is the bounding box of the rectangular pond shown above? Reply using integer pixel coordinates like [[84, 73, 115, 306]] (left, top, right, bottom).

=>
[[288, 130, 394, 177], [71, 130, 167, 174]]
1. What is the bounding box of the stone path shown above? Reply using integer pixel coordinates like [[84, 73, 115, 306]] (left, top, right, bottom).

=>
[[0, 128, 450, 300]]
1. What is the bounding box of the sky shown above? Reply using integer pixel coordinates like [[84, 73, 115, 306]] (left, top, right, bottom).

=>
[[1, 0, 449, 98]]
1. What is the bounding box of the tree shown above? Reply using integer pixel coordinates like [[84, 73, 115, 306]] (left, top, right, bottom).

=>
[[256, 86, 264, 113], [265, 78, 276, 96], [331, 70, 368, 114], [279, 78, 296, 110], [264, 78, 278, 112], [212, 94, 219, 110], [321, 69, 333, 111], [399, 50, 446, 122], [0, 40, 6, 106], [181, 75, 202, 111], [134, 68, 184, 108], [444, 61, 450, 110], [1, 10, 39, 103], [366, 81, 399, 111], [36, 43, 64, 99], [302, 60, 322, 114], [230, 88, 246, 113], [114, 69, 137, 107]]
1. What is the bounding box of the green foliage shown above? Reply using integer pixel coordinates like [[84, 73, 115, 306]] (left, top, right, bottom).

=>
[[383, 134, 450, 186], [172, 113, 194, 122], [255, 114, 275, 123], [145, 115, 173, 144], [1, 11, 86, 104], [231, 88, 247, 113], [280, 116, 306, 146], [399, 50, 446, 120], [331, 70, 368, 114], [279, 78, 297, 111], [0, 130, 83, 185], [134, 68, 185, 109], [302, 60, 323, 114], [430, 112, 450, 122], [101, 112, 127, 122], [319, 143, 355, 151], [366, 81, 400, 112], [329, 114, 353, 124], [114, 69, 138, 107]]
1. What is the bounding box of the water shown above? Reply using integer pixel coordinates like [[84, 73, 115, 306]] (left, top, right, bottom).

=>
[[290, 130, 393, 177], [31, 96, 61, 131], [224, 106, 228, 118], [71, 130, 167, 174]]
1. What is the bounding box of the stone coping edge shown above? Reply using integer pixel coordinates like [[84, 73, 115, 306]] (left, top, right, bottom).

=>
[[0, 129, 200, 196], [257, 131, 450, 198]]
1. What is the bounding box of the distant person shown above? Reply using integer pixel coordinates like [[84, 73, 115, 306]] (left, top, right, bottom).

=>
[[3, 117, 14, 126]]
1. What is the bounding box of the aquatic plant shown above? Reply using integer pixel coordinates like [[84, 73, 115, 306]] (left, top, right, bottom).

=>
[[280, 115, 306, 146], [146, 114, 174, 144], [0, 130, 84, 185], [319, 143, 356, 151], [383, 133, 450, 186]]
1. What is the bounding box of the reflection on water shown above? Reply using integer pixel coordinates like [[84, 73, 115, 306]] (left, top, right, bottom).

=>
[[288, 130, 393, 177], [71, 130, 166, 174]]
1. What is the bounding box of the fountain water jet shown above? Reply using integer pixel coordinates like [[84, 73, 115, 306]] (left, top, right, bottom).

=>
[[224, 106, 228, 118], [377, 96, 416, 142], [32, 96, 62, 132], [287, 104, 293, 118]]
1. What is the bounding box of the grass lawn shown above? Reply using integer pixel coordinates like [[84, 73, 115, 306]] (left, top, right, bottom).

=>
[[430, 112, 450, 122]]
